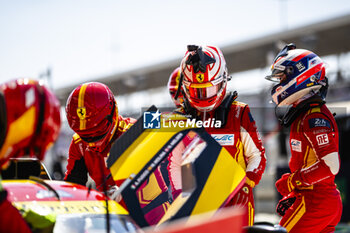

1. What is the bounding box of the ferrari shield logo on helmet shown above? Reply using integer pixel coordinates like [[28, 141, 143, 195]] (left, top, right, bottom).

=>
[[196, 73, 204, 83], [77, 107, 86, 120]]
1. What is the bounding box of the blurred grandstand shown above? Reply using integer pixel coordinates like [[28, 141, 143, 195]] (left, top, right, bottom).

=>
[[50, 13, 350, 225]]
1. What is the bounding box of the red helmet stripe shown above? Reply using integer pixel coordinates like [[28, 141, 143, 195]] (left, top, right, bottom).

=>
[[78, 84, 88, 130], [206, 47, 221, 80], [292, 51, 312, 62]]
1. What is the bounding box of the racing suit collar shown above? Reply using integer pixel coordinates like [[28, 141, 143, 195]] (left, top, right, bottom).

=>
[[278, 95, 325, 127]]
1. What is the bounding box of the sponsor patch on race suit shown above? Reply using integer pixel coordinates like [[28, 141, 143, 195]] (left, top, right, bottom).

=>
[[316, 133, 329, 146], [308, 118, 331, 128], [291, 139, 302, 152], [211, 134, 234, 146]]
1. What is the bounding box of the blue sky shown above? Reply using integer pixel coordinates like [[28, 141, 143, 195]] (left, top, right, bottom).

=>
[[1, 0, 350, 89]]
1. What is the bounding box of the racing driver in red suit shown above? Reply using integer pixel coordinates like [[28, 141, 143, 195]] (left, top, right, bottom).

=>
[[265, 44, 342, 232], [169, 45, 266, 226], [65, 82, 172, 225], [0, 78, 61, 233], [64, 82, 135, 192]]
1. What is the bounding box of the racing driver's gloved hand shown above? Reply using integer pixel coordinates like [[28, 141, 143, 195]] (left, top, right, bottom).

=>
[[276, 192, 297, 216], [231, 178, 254, 206], [107, 185, 122, 202], [275, 172, 303, 196]]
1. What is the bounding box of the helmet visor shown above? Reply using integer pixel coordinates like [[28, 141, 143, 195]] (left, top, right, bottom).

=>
[[183, 76, 224, 100], [184, 81, 223, 100], [79, 119, 117, 152], [265, 66, 290, 84], [79, 119, 110, 143]]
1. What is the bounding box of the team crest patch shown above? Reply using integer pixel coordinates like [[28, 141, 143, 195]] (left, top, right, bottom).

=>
[[196, 73, 204, 83], [77, 107, 86, 120], [291, 139, 302, 152]]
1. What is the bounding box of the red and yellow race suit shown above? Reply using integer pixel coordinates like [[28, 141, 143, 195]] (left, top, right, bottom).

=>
[[170, 100, 266, 225], [280, 104, 342, 232], [64, 115, 135, 189]]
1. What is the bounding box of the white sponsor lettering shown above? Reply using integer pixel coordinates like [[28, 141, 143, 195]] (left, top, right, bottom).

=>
[[316, 134, 329, 146]]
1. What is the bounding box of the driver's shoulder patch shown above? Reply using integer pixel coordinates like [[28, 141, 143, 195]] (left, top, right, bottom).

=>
[[308, 118, 331, 129]]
